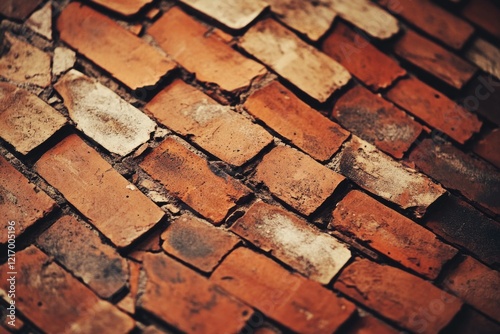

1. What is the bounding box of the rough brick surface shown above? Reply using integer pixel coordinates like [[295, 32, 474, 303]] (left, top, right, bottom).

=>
[[0, 156, 56, 244], [149, 7, 266, 92], [322, 22, 406, 90], [140, 137, 250, 223], [332, 190, 457, 279], [146, 79, 273, 166], [37, 215, 129, 299], [0, 246, 135, 334], [244, 81, 349, 161], [212, 247, 356, 334], [240, 18, 351, 102], [333, 85, 421, 158], [161, 213, 240, 272], [335, 259, 463, 334], [139, 252, 252, 334], [231, 201, 351, 284], [57, 3, 175, 90], [474, 128, 500, 169], [255, 146, 345, 215], [35, 134, 165, 248]]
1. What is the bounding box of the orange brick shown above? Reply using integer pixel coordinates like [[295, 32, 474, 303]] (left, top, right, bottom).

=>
[[255, 146, 345, 216], [138, 252, 252, 334], [0, 156, 56, 244], [57, 3, 175, 90], [474, 129, 500, 169], [140, 137, 250, 223], [212, 247, 356, 334], [148, 7, 266, 92], [332, 190, 457, 279], [333, 86, 421, 159], [161, 213, 240, 272], [462, 0, 500, 40], [90, 0, 153, 16], [335, 259, 463, 334], [442, 256, 499, 320], [0, 246, 135, 333], [116, 261, 141, 315], [322, 23, 406, 90], [386, 77, 482, 144], [35, 134, 165, 248], [394, 30, 476, 89], [37, 215, 129, 299], [244, 81, 349, 161], [377, 0, 474, 49], [231, 201, 351, 284], [146, 79, 273, 166]]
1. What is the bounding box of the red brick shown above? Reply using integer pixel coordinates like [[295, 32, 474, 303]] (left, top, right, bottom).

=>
[[0, 156, 56, 244], [386, 77, 482, 144], [377, 0, 474, 49], [462, 0, 500, 40], [409, 139, 500, 215], [161, 213, 240, 273], [0, 246, 135, 334], [57, 3, 175, 90], [35, 134, 165, 248], [255, 146, 345, 216], [146, 79, 273, 166], [244, 81, 349, 161], [331, 190, 457, 279], [37, 215, 128, 299], [425, 195, 500, 268], [138, 252, 252, 334], [140, 137, 250, 223], [91, 0, 153, 16], [330, 136, 446, 217], [0, 0, 42, 20], [333, 86, 421, 159], [442, 256, 500, 320], [335, 259, 463, 334], [240, 18, 351, 103], [322, 23, 406, 90], [212, 247, 356, 334], [344, 314, 399, 334], [474, 128, 500, 169], [394, 30, 476, 89], [231, 201, 351, 284], [148, 7, 266, 92]]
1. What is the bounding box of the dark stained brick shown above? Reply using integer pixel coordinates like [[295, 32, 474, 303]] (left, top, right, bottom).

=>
[[474, 128, 500, 169], [462, 0, 500, 40], [344, 314, 400, 334], [0, 0, 42, 20], [442, 307, 500, 334]]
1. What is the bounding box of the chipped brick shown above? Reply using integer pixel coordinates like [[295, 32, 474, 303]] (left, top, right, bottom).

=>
[[140, 137, 250, 223], [37, 215, 128, 299], [240, 18, 351, 103], [386, 77, 482, 144], [466, 38, 500, 80], [180, 0, 268, 30], [116, 261, 141, 315], [333, 85, 421, 159], [394, 30, 477, 89], [55, 70, 156, 156], [139, 252, 252, 334], [332, 190, 457, 279], [91, 0, 153, 16], [57, 3, 175, 90], [377, 0, 474, 49], [52, 47, 76, 76], [26, 2, 52, 40], [244, 81, 349, 161], [330, 136, 445, 217], [0, 0, 42, 20], [149, 7, 266, 92], [232, 201, 351, 284], [255, 146, 345, 216], [474, 128, 500, 169], [35, 134, 165, 248], [409, 139, 500, 215], [161, 213, 240, 272], [0, 33, 51, 87], [212, 247, 356, 334], [0, 246, 135, 334], [0, 156, 56, 244], [146, 79, 272, 166], [425, 195, 500, 269], [462, 0, 500, 40], [0, 83, 66, 155], [335, 259, 463, 334], [322, 22, 406, 91], [442, 256, 500, 320]]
